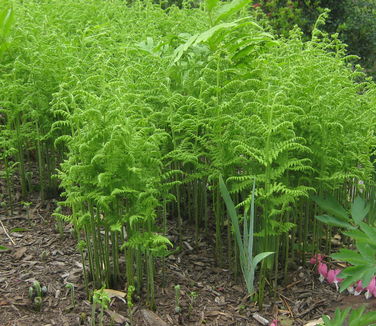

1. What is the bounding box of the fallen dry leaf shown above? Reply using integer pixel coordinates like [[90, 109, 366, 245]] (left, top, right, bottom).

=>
[[14, 247, 27, 260], [103, 289, 126, 302], [206, 310, 232, 317], [303, 318, 325, 326], [106, 309, 128, 323], [140, 309, 168, 326]]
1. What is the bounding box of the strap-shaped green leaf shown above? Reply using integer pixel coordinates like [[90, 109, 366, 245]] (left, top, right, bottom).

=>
[[219, 175, 245, 262], [213, 0, 249, 25], [252, 252, 274, 270]]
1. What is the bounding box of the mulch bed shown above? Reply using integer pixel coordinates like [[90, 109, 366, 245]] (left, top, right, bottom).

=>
[[1, 197, 374, 326]]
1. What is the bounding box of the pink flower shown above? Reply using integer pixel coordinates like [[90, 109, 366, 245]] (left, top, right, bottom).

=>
[[318, 262, 328, 283], [310, 254, 324, 265], [365, 277, 376, 299], [326, 269, 343, 291], [354, 280, 363, 296], [270, 320, 278, 326]]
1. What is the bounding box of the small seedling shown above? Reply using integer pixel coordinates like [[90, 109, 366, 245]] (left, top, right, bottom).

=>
[[127, 285, 135, 324], [21, 201, 32, 219], [174, 285, 181, 313], [54, 205, 65, 237], [65, 283, 76, 308], [28, 281, 47, 311], [188, 291, 198, 313], [92, 287, 110, 326]]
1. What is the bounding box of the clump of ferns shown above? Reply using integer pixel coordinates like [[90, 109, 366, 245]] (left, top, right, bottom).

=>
[[57, 105, 168, 292]]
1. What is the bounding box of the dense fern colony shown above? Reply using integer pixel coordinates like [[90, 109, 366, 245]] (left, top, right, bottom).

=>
[[1, 0, 375, 303]]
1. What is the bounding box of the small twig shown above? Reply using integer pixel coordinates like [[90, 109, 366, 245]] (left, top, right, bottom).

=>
[[252, 312, 269, 325], [284, 280, 302, 289], [0, 218, 15, 245], [278, 293, 294, 304], [279, 295, 294, 318], [1, 216, 28, 221], [296, 299, 326, 318]]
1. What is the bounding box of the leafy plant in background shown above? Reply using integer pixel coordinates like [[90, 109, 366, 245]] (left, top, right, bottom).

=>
[[219, 175, 274, 302], [320, 306, 376, 326], [253, 0, 376, 78], [1, 0, 376, 313], [314, 195, 376, 292], [0, 4, 14, 59]]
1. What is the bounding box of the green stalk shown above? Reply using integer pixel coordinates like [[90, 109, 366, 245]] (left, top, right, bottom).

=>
[[135, 249, 143, 295], [194, 180, 199, 245], [146, 252, 155, 310], [215, 184, 223, 265], [104, 226, 111, 286], [125, 246, 134, 289], [35, 121, 45, 202], [14, 114, 27, 198], [4, 157, 13, 215]]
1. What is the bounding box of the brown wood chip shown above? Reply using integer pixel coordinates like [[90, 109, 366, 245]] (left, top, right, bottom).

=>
[[140, 309, 169, 326]]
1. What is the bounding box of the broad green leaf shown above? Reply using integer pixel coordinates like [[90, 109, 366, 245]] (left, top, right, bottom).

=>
[[315, 214, 354, 229], [332, 307, 351, 325], [194, 21, 239, 45], [331, 249, 368, 265], [349, 306, 376, 326], [349, 305, 366, 326], [172, 33, 199, 63], [351, 196, 369, 225], [213, 0, 250, 25], [206, 0, 219, 12], [357, 242, 376, 264], [359, 222, 376, 243], [252, 251, 274, 269], [344, 229, 374, 245], [351, 310, 376, 326], [312, 195, 349, 221], [338, 265, 371, 292], [322, 315, 331, 324]]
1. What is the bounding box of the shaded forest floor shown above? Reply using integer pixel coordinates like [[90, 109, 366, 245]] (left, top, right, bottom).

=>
[[1, 196, 375, 326]]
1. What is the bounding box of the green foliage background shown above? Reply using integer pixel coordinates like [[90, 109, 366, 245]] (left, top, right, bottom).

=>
[[0, 0, 375, 303], [253, 0, 376, 77]]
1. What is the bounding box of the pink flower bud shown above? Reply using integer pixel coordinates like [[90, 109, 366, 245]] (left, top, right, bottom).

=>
[[318, 262, 328, 282], [365, 277, 376, 300], [354, 280, 363, 296]]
